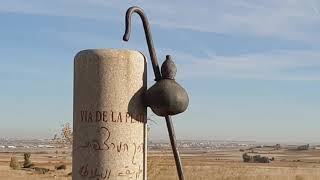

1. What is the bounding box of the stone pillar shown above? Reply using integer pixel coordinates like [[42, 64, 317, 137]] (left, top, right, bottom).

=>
[[73, 49, 147, 180]]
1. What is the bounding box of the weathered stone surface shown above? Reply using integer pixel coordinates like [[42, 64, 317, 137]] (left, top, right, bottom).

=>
[[73, 49, 147, 180]]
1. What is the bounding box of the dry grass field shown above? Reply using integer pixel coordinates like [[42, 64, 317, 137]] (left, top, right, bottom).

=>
[[148, 149, 320, 180], [0, 147, 320, 179], [0, 149, 72, 180]]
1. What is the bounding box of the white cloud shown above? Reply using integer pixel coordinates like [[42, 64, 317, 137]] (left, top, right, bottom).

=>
[[173, 50, 320, 80], [145, 0, 320, 41], [0, 0, 319, 41]]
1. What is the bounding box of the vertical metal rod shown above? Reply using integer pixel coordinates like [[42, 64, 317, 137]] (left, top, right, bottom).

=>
[[143, 121, 148, 180], [123, 6, 185, 180], [165, 116, 185, 180]]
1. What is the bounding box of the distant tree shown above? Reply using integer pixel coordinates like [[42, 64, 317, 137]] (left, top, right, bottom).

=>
[[52, 122, 73, 146], [297, 144, 310, 150], [242, 153, 270, 163], [242, 153, 251, 162], [61, 123, 73, 144], [274, 144, 281, 150], [9, 157, 20, 170], [253, 155, 270, 163]]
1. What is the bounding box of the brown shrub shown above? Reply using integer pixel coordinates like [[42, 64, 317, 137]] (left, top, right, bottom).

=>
[[9, 157, 20, 170]]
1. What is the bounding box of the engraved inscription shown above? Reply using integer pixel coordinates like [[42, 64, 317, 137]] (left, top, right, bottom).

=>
[[80, 110, 147, 124], [80, 126, 144, 160], [79, 164, 143, 180], [118, 165, 143, 179], [79, 163, 112, 180]]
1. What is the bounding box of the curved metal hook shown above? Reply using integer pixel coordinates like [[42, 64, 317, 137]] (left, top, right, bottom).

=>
[[123, 6, 161, 81]]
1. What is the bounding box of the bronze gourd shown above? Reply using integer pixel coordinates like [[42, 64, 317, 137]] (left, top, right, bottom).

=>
[[145, 55, 189, 116]]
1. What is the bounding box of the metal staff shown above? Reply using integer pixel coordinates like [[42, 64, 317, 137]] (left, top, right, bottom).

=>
[[123, 6, 189, 180]]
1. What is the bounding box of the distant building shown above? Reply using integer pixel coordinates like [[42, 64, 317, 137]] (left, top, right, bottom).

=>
[[46, 145, 55, 148], [37, 145, 55, 148]]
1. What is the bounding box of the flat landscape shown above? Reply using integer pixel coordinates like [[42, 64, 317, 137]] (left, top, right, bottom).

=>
[[1, 146, 320, 180]]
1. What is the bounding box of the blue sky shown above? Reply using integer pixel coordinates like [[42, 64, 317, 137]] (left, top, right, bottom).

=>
[[0, 0, 320, 143]]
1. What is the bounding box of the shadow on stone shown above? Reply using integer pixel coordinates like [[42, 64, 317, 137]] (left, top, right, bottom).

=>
[[128, 61, 147, 124]]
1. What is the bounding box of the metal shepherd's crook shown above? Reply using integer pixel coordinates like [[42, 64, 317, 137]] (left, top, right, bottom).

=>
[[123, 6, 185, 180], [123, 7, 161, 81]]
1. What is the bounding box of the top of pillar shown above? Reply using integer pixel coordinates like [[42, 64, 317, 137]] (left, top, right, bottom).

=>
[[74, 49, 146, 62]]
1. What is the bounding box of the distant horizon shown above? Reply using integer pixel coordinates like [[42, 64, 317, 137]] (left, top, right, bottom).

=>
[[1, 134, 319, 145]]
